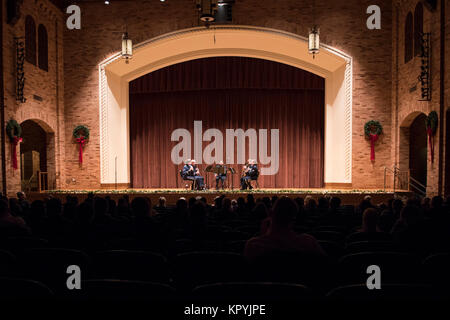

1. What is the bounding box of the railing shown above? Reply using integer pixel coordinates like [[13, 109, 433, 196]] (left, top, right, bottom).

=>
[[37, 171, 49, 192], [383, 166, 426, 196]]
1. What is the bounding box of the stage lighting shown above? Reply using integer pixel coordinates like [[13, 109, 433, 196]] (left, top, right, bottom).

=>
[[122, 32, 133, 64], [196, 0, 218, 23], [308, 0, 320, 59], [308, 26, 320, 58], [105, 0, 110, 4]]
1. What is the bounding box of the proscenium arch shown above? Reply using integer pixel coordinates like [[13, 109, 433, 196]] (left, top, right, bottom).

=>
[[99, 25, 353, 186]]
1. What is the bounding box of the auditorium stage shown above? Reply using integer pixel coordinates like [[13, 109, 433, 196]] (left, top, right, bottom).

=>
[[33, 189, 410, 206]]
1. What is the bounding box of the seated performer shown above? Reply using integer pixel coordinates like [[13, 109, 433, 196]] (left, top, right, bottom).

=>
[[190, 159, 205, 190], [215, 161, 227, 190], [241, 159, 259, 190]]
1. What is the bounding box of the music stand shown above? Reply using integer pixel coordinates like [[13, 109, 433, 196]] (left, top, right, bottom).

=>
[[228, 167, 236, 190], [205, 165, 213, 189]]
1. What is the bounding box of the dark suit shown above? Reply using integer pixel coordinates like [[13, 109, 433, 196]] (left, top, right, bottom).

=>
[[215, 165, 227, 189], [241, 164, 259, 190]]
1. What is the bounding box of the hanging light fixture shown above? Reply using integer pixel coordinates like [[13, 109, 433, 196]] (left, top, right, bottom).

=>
[[196, 0, 218, 24], [121, 32, 133, 64], [308, 26, 320, 58], [308, 0, 320, 59]]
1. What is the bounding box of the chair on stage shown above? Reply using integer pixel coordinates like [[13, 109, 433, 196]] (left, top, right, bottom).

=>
[[250, 174, 259, 189], [179, 170, 196, 190]]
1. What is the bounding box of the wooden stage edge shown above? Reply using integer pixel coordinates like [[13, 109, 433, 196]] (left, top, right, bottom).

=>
[[33, 188, 411, 206]]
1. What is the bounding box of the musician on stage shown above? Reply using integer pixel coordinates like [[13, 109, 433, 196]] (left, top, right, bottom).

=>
[[215, 161, 227, 190], [182, 159, 205, 190], [240, 159, 258, 190], [190, 159, 205, 190]]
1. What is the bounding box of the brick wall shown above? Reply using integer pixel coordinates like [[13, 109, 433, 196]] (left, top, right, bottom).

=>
[[393, 0, 447, 196], [1, 0, 447, 195], [2, 0, 65, 196], [62, 0, 394, 190]]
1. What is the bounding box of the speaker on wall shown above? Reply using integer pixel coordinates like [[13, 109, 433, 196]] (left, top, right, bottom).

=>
[[7, 0, 23, 25], [424, 0, 437, 11]]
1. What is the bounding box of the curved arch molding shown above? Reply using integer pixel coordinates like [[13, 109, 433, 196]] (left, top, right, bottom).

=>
[[99, 25, 353, 185]]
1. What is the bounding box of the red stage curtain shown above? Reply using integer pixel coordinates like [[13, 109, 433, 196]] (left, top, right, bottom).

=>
[[130, 57, 324, 189]]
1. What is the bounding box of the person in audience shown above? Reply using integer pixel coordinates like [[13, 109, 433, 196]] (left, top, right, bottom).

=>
[[17, 191, 30, 215], [346, 208, 392, 243], [155, 196, 168, 214], [244, 197, 325, 262], [188, 200, 208, 244], [0, 199, 30, 236], [356, 195, 374, 216], [377, 209, 395, 234], [392, 198, 404, 219], [391, 204, 427, 253], [131, 197, 162, 249]]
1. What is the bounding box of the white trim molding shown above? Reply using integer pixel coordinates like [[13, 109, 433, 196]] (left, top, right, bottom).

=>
[[99, 25, 353, 185]]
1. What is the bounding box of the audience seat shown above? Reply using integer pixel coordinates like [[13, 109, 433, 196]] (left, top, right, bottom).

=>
[[338, 252, 421, 285], [249, 252, 336, 292], [346, 232, 392, 244], [0, 250, 17, 277], [0, 277, 53, 298], [173, 252, 247, 291], [78, 279, 176, 300], [18, 248, 90, 293], [327, 284, 440, 300], [345, 241, 399, 254], [422, 253, 450, 287], [91, 250, 169, 283], [309, 231, 346, 243], [193, 282, 312, 301], [1, 236, 49, 253], [318, 241, 344, 260]]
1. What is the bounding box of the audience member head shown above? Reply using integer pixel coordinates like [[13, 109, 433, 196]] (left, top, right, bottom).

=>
[[271, 196, 298, 230], [47, 198, 62, 218], [361, 208, 379, 233], [252, 202, 268, 221], [158, 197, 167, 208], [0, 199, 9, 218], [378, 209, 395, 233], [431, 196, 443, 209], [17, 192, 26, 201], [30, 200, 46, 219], [131, 197, 151, 219], [94, 197, 108, 216], [318, 197, 329, 209], [400, 204, 422, 226], [330, 197, 341, 210]]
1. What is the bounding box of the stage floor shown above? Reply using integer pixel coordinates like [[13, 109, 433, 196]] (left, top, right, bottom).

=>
[[35, 188, 410, 206]]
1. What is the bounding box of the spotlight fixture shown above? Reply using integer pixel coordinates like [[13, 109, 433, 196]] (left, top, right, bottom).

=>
[[196, 0, 218, 23], [121, 32, 133, 64], [105, 0, 110, 4]]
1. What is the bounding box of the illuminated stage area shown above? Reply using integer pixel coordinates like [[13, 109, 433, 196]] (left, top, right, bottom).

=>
[[37, 188, 406, 206], [1, 0, 449, 306]]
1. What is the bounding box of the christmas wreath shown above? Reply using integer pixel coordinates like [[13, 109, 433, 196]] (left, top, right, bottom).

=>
[[364, 120, 383, 162], [73, 125, 89, 165], [6, 119, 22, 142], [425, 111, 438, 163], [73, 125, 90, 140], [364, 120, 383, 137], [6, 119, 22, 170]]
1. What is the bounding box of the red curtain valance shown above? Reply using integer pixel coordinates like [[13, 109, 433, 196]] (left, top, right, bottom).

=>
[[129, 57, 325, 94]]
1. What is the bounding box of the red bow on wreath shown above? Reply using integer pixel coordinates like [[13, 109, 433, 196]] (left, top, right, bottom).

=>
[[364, 120, 383, 162], [369, 134, 379, 162], [76, 136, 86, 165], [10, 136, 22, 170]]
